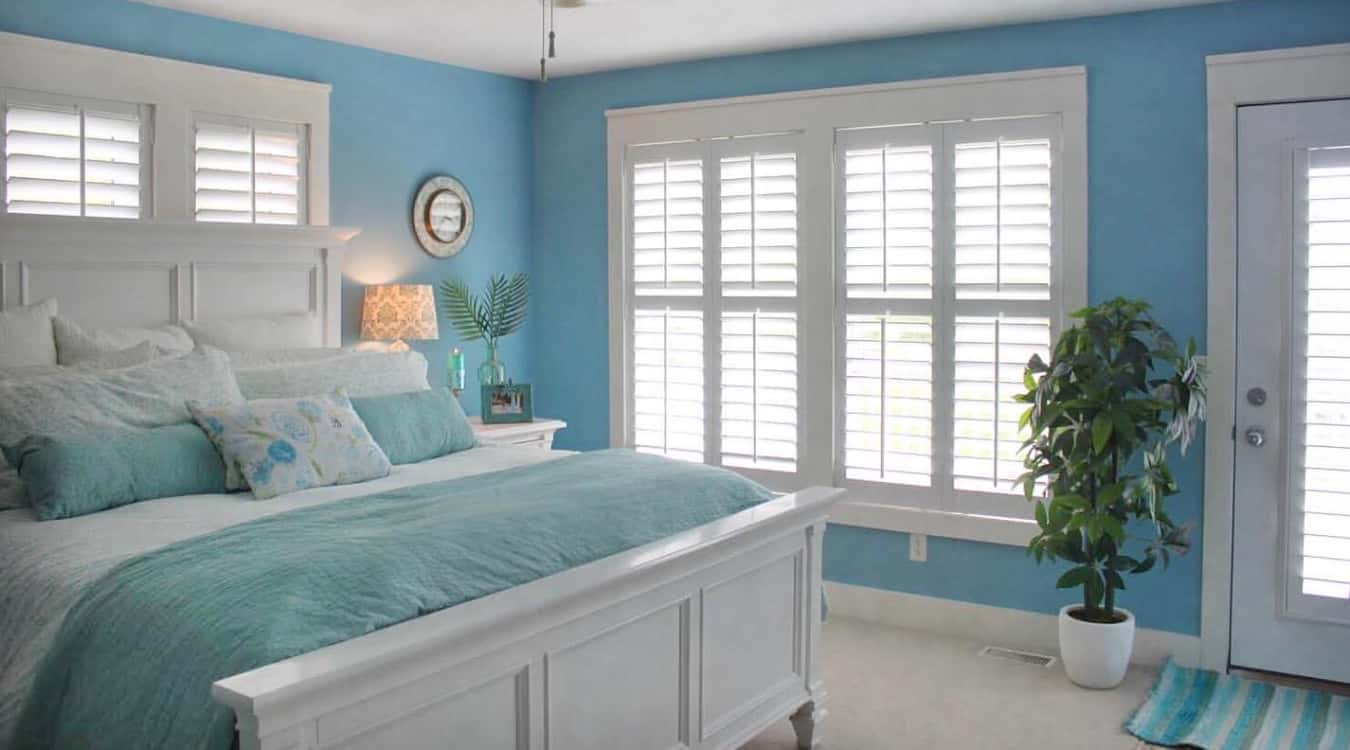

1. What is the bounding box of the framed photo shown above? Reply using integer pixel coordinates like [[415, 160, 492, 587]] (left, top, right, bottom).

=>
[[481, 383, 533, 424]]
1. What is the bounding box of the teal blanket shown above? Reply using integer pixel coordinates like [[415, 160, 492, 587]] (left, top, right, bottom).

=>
[[16, 450, 772, 750]]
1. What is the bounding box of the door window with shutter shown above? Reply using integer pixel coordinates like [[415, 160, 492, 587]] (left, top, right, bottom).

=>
[[193, 115, 306, 225], [625, 135, 801, 483], [837, 116, 1060, 518], [1, 92, 149, 219]]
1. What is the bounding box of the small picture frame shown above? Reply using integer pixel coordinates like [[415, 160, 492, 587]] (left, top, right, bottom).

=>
[[481, 383, 533, 424]]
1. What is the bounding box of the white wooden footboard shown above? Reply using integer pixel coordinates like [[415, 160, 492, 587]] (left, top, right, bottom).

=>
[[213, 486, 843, 750]]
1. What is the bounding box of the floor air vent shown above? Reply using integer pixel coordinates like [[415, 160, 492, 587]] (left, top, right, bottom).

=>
[[978, 646, 1056, 668]]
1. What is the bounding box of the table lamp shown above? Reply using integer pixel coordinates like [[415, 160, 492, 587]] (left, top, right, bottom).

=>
[[360, 284, 439, 352]]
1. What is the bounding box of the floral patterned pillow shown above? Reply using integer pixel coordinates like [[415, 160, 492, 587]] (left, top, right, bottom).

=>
[[188, 390, 391, 499]]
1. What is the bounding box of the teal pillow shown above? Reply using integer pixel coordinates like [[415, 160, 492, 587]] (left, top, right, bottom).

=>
[[350, 388, 476, 465], [14, 424, 228, 521]]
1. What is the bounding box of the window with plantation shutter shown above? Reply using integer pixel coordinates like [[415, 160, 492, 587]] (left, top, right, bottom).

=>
[[610, 69, 1087, 536], [193, 116, 305, 225], [623, 135, 801, 480], [837, 115, 1061, 518], [1, 94, 148, 218]]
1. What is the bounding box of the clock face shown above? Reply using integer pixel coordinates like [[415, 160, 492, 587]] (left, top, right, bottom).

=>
[[413, 176, 473, 257]]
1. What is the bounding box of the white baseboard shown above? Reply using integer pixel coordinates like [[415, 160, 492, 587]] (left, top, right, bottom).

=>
[[825, 581, 1202, 669]]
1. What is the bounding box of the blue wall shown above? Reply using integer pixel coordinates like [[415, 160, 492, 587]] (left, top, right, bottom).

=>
[[530, 0, 1350, 636], [0, 0, 534, 416]]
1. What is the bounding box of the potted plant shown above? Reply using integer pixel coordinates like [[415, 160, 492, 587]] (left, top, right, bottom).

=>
[[1016, 298, 1206, 689], [439, 273, 529, 387]]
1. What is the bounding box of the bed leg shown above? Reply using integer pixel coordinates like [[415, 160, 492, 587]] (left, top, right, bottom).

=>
[[790, 698, 824, 749]]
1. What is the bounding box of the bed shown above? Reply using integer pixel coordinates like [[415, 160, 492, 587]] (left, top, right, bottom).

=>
[[0, 216, 842, 750]]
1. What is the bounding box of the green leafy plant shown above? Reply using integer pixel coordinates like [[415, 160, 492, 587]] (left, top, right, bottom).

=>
[[1016, 298, 1207, 624], [438, 273, 529, 347]]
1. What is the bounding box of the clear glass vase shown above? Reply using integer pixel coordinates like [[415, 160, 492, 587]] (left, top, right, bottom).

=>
[[478, 342, 506, 386]]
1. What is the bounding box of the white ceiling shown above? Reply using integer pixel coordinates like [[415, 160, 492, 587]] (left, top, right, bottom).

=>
[[138, 0, 1225, 79]]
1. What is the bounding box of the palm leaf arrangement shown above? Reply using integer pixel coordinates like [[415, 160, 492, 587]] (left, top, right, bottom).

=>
[[438, 273, 529, 347]]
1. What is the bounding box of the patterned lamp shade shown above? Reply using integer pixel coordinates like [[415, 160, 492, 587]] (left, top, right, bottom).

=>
[[360, 284, 439, 348]]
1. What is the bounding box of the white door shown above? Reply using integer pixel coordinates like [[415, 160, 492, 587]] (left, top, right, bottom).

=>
[[1232, 99, 1350, 683]]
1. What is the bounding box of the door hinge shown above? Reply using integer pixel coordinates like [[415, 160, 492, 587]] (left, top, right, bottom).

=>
[[1231, 424, 1237, 441]]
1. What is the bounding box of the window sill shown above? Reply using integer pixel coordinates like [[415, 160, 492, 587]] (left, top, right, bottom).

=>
[[829, 501, 1037, 547]]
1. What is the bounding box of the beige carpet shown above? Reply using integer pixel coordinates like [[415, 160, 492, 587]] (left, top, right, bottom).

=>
[[742, 616, 1159, 750]]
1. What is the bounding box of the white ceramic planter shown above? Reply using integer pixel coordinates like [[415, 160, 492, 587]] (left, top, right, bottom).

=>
[[1058, 604, 1135, 689]]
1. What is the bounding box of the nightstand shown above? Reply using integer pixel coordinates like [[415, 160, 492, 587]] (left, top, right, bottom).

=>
[[469, 417, 567, 449]]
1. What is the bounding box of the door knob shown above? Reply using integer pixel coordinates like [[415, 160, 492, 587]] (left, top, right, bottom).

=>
[[1245, 427, 1266, 447]]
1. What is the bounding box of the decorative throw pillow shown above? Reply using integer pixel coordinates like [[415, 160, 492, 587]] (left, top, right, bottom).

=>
[[13, 424, 229, 521], [350, 388, 477, 465], [232, 350, 430, 400], [53, 317, 193, 364], [188, 391, 392, 499], [184, 313, 321, 352], [0, 298, 58, 368]]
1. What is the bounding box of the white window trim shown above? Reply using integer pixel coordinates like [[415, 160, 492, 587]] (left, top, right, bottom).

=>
[[607, 66, 1087, 546], [1202, 42, 1350, 674], [0, 31, 329, 223]]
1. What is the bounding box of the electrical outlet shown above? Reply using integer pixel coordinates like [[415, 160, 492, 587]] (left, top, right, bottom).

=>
[[909, 533, 927, 562]]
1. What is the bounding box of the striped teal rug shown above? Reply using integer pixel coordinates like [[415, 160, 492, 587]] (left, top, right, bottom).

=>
[[1127, 660, 1350, 749]]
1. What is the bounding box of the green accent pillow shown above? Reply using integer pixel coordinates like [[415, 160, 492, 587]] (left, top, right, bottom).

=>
[[14, 424, 228, 521], [351, 387, 477, 465]]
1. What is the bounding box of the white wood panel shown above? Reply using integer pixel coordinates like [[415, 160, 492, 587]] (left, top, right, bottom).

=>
[[0, 215, 356, 345], [700, 553, 800, 738], [547, 602, 686, 750], [22, 260, 177, 327], [328, 671, 523, 750]]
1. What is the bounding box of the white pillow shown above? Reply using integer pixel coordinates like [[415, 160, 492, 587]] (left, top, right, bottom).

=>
[[227, 347, 348, 369], [233, 350, 430, 400], [0, 347, 244, 452], [185, 313, 321, 352], [0, 298, 58, 367], [53, 316, 193, 364]]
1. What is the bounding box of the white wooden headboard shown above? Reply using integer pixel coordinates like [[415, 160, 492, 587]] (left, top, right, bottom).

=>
[[0, 216, 359, 347]]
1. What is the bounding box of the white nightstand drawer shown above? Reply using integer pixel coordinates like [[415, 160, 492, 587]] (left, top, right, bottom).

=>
[[469, 417, 566, 449]]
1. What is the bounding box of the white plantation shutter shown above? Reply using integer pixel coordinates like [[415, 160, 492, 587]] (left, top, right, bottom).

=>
[[947, 119, 1056, 509], [194, 117, 305, 225], [721, 311, 797, 472], [1297, 145, 1350, 601], [839, 126, 937, 492], [625, 135, 801, 480], [633, 308, 705, 463], [953, 137, 1053, 300], [843, 314, 933, 485], [837, 116, 1060, 516], [720, 151, 797, 296], [633, 156, 703, 296], [952, 316, 1051, 492], [2, 96, 146, 218], [843, 135, 935, 299]]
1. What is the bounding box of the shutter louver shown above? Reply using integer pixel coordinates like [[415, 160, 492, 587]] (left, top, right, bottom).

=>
[[633, 308, 705, 463], [844, 314, 933, 485], [721, 311, 797, 472], [952, 316, 1050, 493], [720, 152, 797, 297], [4, 102, 141, 218], [195, 120, 302, 225], [1300, 146, 1350, 600], [954, 138, 1052, 301], [633, 158, 703, 296], [844, 145, 934, 299]]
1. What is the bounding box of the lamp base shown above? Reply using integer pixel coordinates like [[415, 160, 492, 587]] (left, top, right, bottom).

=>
[[387, 339, 411, 352]]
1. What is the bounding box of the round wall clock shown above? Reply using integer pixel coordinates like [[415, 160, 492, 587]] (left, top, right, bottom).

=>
[[412, 175, 474, 258]]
